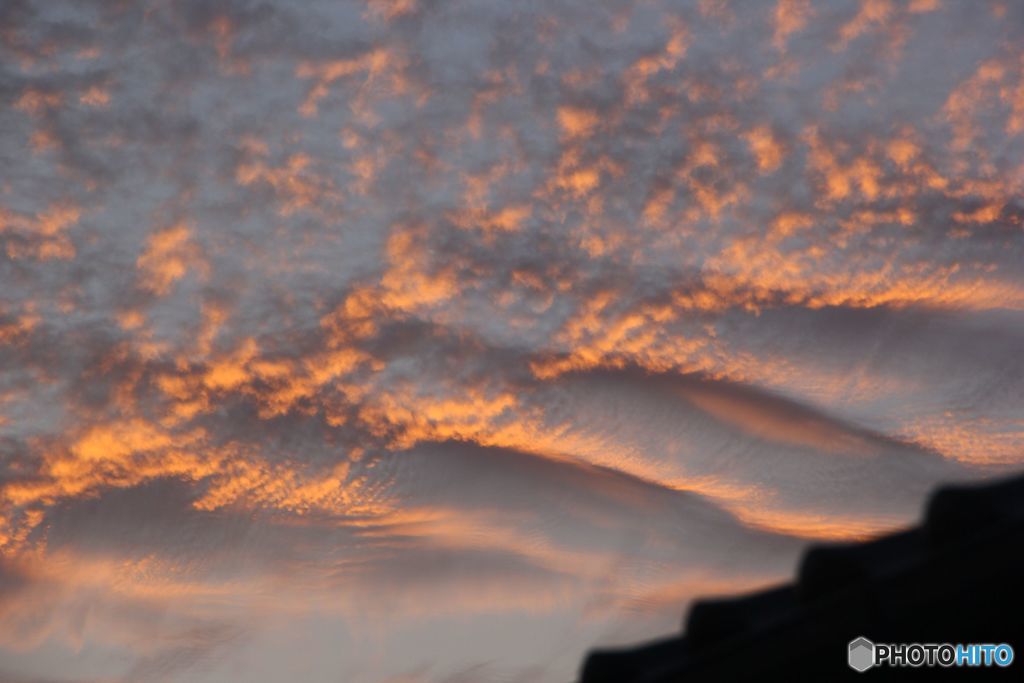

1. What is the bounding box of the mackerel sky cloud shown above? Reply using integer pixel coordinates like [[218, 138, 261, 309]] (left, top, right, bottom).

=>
[[1, 0, 1023, 681]]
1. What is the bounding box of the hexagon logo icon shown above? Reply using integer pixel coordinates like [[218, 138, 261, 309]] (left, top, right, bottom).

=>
[[848, 637, 875, 672]]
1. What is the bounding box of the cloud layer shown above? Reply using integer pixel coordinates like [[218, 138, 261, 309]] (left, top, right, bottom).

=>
[[2, 0, 1023, 681]]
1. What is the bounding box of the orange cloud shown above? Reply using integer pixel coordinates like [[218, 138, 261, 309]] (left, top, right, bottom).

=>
[[14, 89, 62, 115], [623, 22, 688, 104], [235, 151, 339, 215], [556, 106, 600, 140], [834, 0, 893, 52], [366, 0, 418, 21], [0, 202, 80, 261], [136, 222, 206, 295], [295, 48, 407, 118], [772, 0, 813, 51], [79, 85, 110, 107], [380, 227, 458, 310], [745, 125, 784, 173]]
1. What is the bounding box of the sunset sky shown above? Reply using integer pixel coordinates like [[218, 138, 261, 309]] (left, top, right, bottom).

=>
[[1, 0, 1023, 681]]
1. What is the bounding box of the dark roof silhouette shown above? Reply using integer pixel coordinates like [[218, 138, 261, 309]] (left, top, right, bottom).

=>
[[579, 473, 1024, 681]]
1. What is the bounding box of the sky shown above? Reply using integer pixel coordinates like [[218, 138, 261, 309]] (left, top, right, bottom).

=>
[[1, 0, 1023, 681]]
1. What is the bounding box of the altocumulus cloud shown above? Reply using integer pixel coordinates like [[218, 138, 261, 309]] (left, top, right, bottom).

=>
[[1, 0, 1023, 681]]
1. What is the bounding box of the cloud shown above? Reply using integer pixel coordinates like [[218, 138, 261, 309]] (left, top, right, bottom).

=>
[[1, 0, 1022, 680]]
